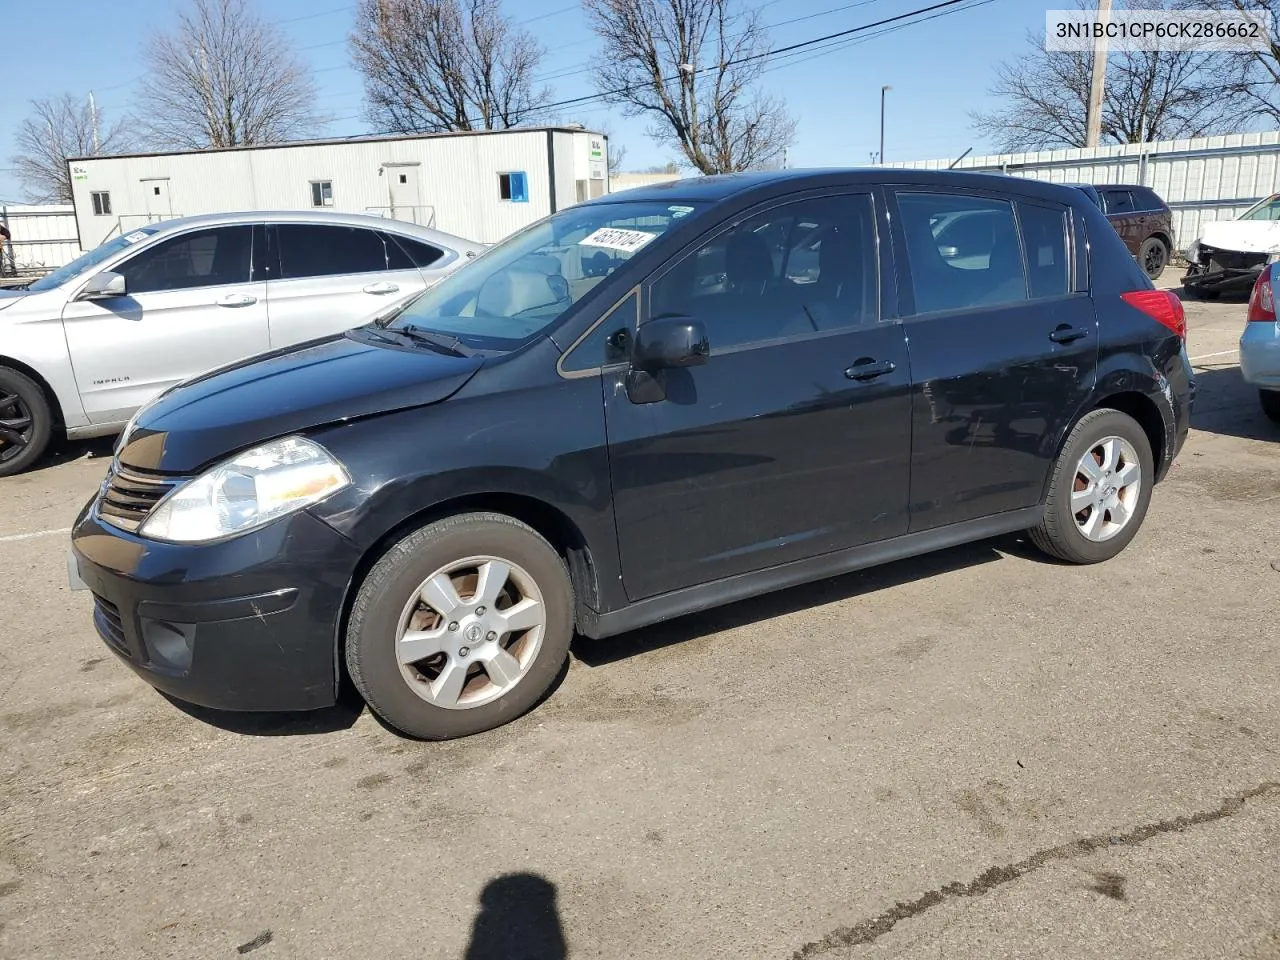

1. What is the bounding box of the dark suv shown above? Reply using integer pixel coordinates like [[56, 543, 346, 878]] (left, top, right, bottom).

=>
[[1070, 183, 1175, 280], [69, 170, 1194, 740]]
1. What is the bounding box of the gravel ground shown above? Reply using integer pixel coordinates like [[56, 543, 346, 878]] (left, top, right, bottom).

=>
[[1, 275, 1277, 960]]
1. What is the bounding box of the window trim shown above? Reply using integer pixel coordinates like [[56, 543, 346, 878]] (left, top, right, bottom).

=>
[[310, 180, 334, 208], [557, 286, 641, 379], [638, 189, 885, 356], [112, 224, 257, 294], [91, 191, 111, 216]]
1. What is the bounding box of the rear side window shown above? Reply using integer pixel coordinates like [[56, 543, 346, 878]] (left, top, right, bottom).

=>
[[1018, 202, 1070, 299], [1102, 190, 1135, 215], [896, 192, 1027, 313], [116, 226, 253, 294], [274, 224, 391, 279], [1132, 187, 1165, 212], [387, 233, 445, 269]]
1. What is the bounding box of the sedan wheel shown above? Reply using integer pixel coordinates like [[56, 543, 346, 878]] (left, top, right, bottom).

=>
[[0, 368, 54, 477], [1070, 437, 1142, 542], [346, 512, 574, 740]]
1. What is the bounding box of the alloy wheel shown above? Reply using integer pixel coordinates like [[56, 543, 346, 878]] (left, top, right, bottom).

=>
[[0, 392, 33, 464], [1071, 436, 1142, 542], [1145, 244, 1166, 277], [394, 555, 546, 710]]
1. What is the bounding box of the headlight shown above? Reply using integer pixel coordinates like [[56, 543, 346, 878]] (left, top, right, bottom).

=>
[[138, 436, 350, 543]]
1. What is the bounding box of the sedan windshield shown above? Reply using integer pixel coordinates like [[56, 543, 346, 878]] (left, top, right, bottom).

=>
[[27, 227, 162, 292], [1240, 196, 1280, 221], [383, 200, 703, 349]]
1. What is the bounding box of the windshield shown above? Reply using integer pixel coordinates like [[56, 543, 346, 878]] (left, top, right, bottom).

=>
[[384, 200, 703, 349], [1239, 196, 1280, 221], [26, 226, 162, 292]]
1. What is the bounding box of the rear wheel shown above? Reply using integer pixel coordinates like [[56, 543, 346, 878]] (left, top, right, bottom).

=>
[[345, 512, 574, 740], [1030, 409, 1154, 564], [1260, 389, 1280, 424], [1140, 237, 1169, 280], [0, 367, 53, 477]]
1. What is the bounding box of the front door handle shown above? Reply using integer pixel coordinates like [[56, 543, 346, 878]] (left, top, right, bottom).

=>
[[217, 293, 257, 307], [1049, 325, 1089, 344], [363, 281, 400, 295], [845, 358, 897, 381]]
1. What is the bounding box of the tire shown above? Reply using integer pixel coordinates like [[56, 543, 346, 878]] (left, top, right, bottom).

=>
[[1029, 408, 1155, 565], [345, 512, 574, 740], [1260, 389, 1280, 424], [0, 367, 54, 478], [1140, 237, 1169, 280]]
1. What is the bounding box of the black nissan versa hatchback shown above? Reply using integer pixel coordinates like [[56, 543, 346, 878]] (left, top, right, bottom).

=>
[[70, 169, 1194, 740]]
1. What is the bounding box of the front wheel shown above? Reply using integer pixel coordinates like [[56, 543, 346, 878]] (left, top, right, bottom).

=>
[[345, 512, 575, 740], [1141, 237, 1169, 280], [1260, 389, 1280, 424], [1029, 409, 1154, 564], [0, 367, 54, 477]]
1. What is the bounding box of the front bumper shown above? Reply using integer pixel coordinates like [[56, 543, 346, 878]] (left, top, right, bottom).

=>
[[1240, 321, 1280, 389], [1182, 248, 1268, 293], [70, 500, 364, 712]]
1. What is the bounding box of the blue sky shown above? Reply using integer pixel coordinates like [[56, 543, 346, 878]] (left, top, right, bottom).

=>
[[0, 0, 1045, 202]]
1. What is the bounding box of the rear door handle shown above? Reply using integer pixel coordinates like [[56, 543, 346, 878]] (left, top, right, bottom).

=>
[[1049, 325, 1089, 344], [363, 281, 400, 295], [845, 358, 897, 381], [216, 293, 257, 307]]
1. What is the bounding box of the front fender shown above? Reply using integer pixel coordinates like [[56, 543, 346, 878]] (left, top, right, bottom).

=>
[[0, 303, 89, 429]]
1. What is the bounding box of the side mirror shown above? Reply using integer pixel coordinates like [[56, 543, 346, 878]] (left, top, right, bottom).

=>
[[632, 315, 709, 371], [79, 271, 126, 300]]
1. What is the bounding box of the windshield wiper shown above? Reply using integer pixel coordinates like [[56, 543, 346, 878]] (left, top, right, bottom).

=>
[[395, 325, 475, 357]]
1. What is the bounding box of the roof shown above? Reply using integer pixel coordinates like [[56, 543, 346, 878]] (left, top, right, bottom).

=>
[[67, 125, 604, 164], [134, 209, 480, 246], [586, 167, 1090, 206]]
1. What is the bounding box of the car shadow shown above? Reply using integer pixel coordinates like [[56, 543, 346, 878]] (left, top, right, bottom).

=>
[[573, 538, 1012, 667], [22, 435, 117, 474], [158, 686, 365, 737], [1189, 363, 1279, 442]]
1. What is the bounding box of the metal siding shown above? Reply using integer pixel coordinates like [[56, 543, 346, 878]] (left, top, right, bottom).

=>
[[0, 204, 80, 272], [67, 129, 600, 247], [891, 130, 1280, 253]]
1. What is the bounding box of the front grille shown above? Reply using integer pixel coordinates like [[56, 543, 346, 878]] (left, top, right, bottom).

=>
[[92, 594, 129, 657], [98, 463, 183, 533]]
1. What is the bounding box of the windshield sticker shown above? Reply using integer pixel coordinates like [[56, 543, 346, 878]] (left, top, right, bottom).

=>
[[124, 231, 149, 243], [579, 227, 656, 254], [668, 205, 694, 217]]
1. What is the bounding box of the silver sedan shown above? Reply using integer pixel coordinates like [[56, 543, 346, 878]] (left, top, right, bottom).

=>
[[0, 210, 483, 475]]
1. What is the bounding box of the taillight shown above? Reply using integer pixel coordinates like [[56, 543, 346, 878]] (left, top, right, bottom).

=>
[[1247, 262, 1276, 322], [1120, 288, 1186, 340]]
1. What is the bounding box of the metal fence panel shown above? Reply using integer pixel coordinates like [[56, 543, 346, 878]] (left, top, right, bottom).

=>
[[0, 204, 80, 277]]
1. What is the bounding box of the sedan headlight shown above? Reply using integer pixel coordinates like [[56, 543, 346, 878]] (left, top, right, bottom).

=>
[[138, 436, 350, 543]]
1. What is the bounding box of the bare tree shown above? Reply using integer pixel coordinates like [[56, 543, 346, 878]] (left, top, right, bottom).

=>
[[136, 0, 323, 149], [8, 94, 131, 202], [972, 1, 1246, 150], [351, 0, 551, 133], [1194, 0, 1280, 124], [584, 0, 796, 174]]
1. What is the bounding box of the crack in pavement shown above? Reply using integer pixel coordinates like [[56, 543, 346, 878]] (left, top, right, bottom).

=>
[[790, 781, 1280, 959]]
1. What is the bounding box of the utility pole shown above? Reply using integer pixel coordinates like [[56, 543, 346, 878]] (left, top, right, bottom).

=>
[[1085, 0, 1113, 147], [89, 92, 100, 153], [880, 85, 891, 164]]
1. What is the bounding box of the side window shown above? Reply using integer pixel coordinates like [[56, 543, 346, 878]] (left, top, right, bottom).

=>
[[499, 172, 529, 202], [896, 192, 1026, 313], [387, 233, 445, 269], [91, 191, 112, 216], [1018, 202, 1069, 299], [310, 181, 333, 207], [1133, 187, 1164, 212], [275, 224, 390, 279], [1103, 190, 1135, 215], [649, 194, 878, 350], [561, 291, 638, 373], [116, 226, 253, 294]]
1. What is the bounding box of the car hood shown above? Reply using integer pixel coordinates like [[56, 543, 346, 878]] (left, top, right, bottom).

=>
[[117, 331, 485, 473], [1198, 219, 1280, 254], [0, 289, 30, 311]]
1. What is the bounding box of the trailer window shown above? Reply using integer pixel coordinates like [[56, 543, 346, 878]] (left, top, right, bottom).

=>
[[310, 181, 333, 207], [499, 172, 528, 203], [91, 191, 112, 216]]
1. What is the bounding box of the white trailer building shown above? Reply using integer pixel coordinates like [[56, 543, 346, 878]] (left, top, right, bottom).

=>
[[67, 126, 610, 250]]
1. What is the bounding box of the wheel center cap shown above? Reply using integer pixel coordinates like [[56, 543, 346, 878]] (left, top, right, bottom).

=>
[[464, 623, 484, 643]]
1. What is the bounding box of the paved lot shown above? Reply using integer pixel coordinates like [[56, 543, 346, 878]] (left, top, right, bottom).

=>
[[2, 278, 1278, 960]]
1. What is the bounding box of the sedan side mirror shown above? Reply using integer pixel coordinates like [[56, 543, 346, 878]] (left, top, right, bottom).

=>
[[79, 271, 127, 300], [632, 315, 710, 371]]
